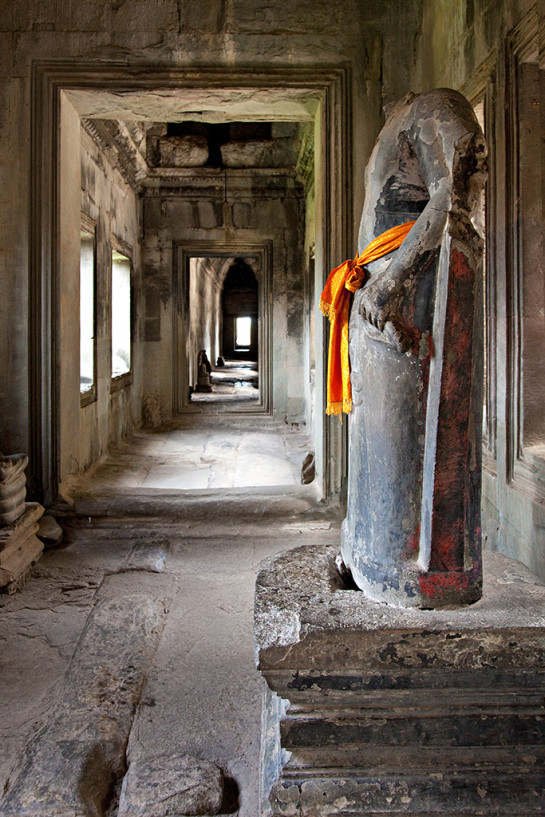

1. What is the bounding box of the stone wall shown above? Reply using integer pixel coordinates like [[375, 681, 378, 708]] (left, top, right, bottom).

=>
[[188, 258, 222, 390], [58, 102, 142, 485], [412, 0, 545, 579]]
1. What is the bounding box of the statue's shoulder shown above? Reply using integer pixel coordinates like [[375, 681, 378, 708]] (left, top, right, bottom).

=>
[[409, 88, 477, 125]]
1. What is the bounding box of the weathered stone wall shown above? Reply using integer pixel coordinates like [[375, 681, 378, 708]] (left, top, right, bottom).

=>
[[58, 105, 142, 484], [412, 0, 545, 580]]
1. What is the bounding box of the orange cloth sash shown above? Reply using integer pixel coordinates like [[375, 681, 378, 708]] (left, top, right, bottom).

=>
[[319, 221, 416, 416]]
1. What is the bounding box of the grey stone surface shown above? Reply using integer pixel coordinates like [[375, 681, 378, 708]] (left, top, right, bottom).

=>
[[255, 544, 545, 816], [124, 540, 169, 572], [118, 753, 224, 816], [256, 545, 545, 667], [221, 138, 296, 168], [343, 89, 487, 608]]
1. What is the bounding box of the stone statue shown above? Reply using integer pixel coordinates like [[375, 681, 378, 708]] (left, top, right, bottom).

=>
[[341, 89, 487, 608], [195, 349, 212, 392]]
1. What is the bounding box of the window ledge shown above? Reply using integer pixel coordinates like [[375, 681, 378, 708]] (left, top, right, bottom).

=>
[[80, 388, 96, 408], [111, 372, 132, 393]]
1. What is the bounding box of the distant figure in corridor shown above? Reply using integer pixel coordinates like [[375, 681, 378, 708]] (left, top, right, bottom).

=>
[[341, 89, 487, 608]]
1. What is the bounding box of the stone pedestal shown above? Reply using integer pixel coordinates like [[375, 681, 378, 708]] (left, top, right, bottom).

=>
[[254, 545, 545, 816], [0, 503, 45, 593]]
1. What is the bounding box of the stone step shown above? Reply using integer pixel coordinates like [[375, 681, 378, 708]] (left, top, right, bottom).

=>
[[270, 772, 545, 815], [281, 710, 545, 749]]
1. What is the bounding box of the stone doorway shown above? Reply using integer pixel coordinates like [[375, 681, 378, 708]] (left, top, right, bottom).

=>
[[30, 64, 352, 505], [175, 245, 270, 414]]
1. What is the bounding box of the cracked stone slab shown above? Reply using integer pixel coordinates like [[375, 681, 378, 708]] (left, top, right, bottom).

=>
[[0, 571, 175, 817], [118, 753, 224, 816]]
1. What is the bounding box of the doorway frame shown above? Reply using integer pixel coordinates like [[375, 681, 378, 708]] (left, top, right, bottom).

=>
[[174, 241, 272, 414], [29, 61, 352, 504]]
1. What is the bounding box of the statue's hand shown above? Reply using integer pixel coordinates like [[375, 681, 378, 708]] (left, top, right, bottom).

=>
[[358, 275, 398, 331], [358, 277, 411, 353]]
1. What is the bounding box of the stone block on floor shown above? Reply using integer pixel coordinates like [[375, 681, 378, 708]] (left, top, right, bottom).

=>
[[118, 753, 224, 816], [0, 572, 174, 816]]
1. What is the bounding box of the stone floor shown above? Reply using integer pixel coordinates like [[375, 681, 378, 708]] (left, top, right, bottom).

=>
[[0, 417, 341, 817], [191, 360, 259, 405]]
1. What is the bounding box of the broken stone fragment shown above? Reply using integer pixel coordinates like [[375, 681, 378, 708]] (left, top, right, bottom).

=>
[[37, 514, 63, 548], [0, 452, 28, 525], [158, 135, 209, 167], [0, 452, 28, 483], [0, 583, 171, 815], [118, 753, 224, 816]]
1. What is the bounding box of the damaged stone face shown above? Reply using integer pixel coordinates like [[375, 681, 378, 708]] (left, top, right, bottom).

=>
[[157, 135, 209, 167], [342, 89, 487, 608]]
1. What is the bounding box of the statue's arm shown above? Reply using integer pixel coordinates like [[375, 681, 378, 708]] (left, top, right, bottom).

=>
[[358, 105, 462, 345], [358, 193, 449, 339]]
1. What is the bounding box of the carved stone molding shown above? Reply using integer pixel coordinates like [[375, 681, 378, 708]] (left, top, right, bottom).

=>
[[81, 118, 149, 191], [142, 167, 303, 200]]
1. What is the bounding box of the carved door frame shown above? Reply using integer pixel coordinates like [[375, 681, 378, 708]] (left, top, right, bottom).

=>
[[174, 241, 272, 415], [29, 62, 352, 504]]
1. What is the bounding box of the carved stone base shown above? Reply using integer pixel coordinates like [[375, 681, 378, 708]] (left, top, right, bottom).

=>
[[254, 545, 545, 816], [0, 503, 45, 593]]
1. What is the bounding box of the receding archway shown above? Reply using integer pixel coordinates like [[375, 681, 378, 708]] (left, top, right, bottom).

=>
[[174, 243, 271, 414]]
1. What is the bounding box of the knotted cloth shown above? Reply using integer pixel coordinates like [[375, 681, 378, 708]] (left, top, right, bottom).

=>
[[319, 221, 416, 416]]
